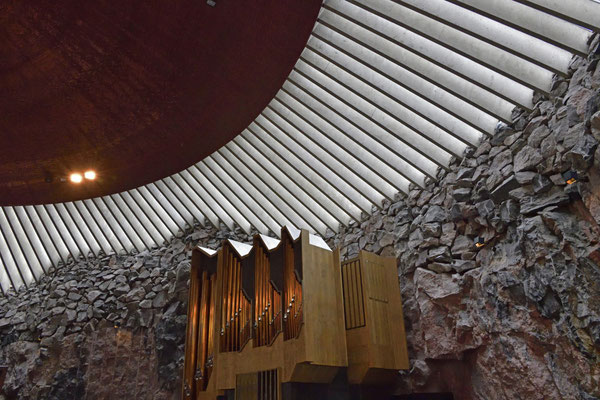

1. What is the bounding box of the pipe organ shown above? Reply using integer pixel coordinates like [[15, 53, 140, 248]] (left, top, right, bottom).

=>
[[253, 237, 282, 347], [183, 227, 408, 400], [219, 243, 253, 353], [282, 230, 302, 341]]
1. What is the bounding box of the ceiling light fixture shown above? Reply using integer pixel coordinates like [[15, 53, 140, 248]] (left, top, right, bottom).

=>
[[84, 170, 96, 180], [69, 173, 83, 184]]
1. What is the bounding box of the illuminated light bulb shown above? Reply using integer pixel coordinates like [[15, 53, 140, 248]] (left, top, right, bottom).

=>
[[562, 170, 578, 185], [70, 173, 83, 184], [474, 236, 485, 248], [84, 170, 97, 180]]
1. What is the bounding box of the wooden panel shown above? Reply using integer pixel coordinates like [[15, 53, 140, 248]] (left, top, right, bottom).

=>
[[301, 232, 348, 371], [235, 369, 279, 400], [341, 259, 366, 330], [288, 363, 340, 384], [362, 252, 408, 371], [344, 251, 409, 385], [363, 256, 392, 350], [236, 372, 259, 400], [366, 260, 388, 303]]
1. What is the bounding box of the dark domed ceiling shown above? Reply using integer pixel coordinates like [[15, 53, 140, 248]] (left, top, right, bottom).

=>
[[0, 0, 321, 206]]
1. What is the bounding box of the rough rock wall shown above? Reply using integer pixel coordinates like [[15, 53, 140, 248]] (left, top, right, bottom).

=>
[[0, 226, 254, 400], [329, 35, 600, 400]]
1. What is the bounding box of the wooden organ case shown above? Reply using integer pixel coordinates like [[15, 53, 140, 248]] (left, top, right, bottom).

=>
[[341, 252, 409, 385], [183, 228, 408, 400]]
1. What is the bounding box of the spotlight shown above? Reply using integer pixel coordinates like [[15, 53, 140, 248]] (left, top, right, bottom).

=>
[[207, 0, 216, 6], [69, 173, 83, 184], [474, 236, 485, 248], [84, 170, 96, 180], [562, 171, 578, 185]]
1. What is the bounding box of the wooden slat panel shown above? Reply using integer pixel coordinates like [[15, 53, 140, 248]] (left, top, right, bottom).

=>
[[355, 261, 365, 327], [255, 369, 278, 400], [341, 259, 366, 330], [341, 259, 351, 328], [350, 261, 359, 327]]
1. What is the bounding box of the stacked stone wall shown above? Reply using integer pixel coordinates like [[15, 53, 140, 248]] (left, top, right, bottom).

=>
[[0, 226, 253, 399], [329, 34, 600, 400]]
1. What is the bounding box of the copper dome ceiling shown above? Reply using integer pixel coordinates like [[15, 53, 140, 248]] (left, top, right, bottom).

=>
[[0, 0, 322, 206]]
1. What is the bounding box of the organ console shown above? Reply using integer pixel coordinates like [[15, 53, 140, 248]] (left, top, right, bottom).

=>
[[182, 227, 408, 399]]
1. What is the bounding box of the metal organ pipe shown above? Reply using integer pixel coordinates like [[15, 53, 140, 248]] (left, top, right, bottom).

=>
[[254, 243, 282, 347], [283, 235, 302, 340]]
